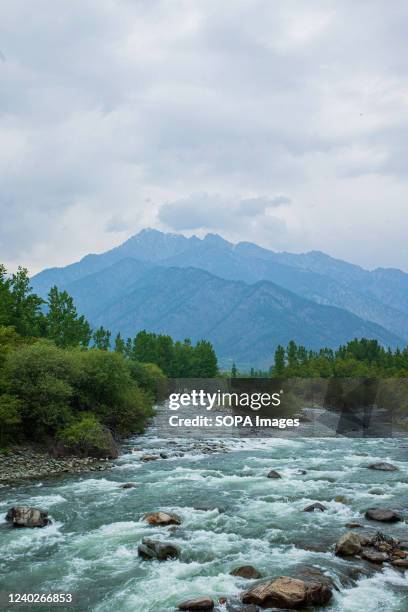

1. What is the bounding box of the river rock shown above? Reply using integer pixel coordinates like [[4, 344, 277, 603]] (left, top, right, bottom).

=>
[[177, 597, 215, 610], [365, 508, 401, 522], [143, 511, 181, 526], [303, 502, 326, 512], [345, 523, 362, 528], [119, 482, 137, 489], [361, 547, 389, 563], [231, 565, 262, 579], [391, 549, 407, 559], [391, 558, 408, 568], [295, 566, 336, 591], [335, 532, 363, 556], [241, 576, 332, 608], [141, 455, 159, 462], [367, 462, 398, 471], [6, 506, 50, 528], [267, 470, 281, 479], [137, 538, 179, 560]]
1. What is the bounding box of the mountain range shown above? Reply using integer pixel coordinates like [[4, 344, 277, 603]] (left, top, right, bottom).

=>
[[31, 229, 408, 368]]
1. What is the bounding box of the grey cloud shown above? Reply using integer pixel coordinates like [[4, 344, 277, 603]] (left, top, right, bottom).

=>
[[158, 194, 290, 231], [0, 0, 407, 272]]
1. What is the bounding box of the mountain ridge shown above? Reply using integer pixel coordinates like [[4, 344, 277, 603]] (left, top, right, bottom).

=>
[[31, 228, 408, 367]]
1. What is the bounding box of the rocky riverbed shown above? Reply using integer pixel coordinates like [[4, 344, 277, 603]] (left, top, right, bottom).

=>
[[0, 419, 407, 611], [0, 447, 113, 483]]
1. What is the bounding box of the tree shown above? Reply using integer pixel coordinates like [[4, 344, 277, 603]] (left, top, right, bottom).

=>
[[132, 330, 158, 364], [231, 362, 238, 377], [93, 326, 111, 350], [4, 340, 75, 438], [114, 332, 126, 355], [287, 340, 298, 369], [0, 265, 13, 327], [46, 286, 91, 348], [0, 394, 22, 446], [0, 266, 45, 336], [273, 345, 286, 376], [191, 340, 218, 377]]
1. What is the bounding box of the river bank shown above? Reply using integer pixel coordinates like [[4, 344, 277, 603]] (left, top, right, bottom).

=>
[[0, 447, 113, 484]]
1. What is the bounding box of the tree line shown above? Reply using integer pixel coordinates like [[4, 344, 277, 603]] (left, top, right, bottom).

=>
[[271, 338, 408, 378]]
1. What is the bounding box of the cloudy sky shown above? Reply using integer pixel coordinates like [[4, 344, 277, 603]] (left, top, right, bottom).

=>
[[1, 0, 408, 274]]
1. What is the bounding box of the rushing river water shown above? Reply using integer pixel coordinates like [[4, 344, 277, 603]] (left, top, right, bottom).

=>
[[1, 411, 408, 611]]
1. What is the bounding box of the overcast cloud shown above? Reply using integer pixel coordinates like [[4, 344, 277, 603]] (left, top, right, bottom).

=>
[[1, 0, 408, 273]]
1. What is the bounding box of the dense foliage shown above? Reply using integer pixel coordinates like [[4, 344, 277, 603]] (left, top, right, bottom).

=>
[[270, 338, 408, 378], [0, 264, 218, 451]]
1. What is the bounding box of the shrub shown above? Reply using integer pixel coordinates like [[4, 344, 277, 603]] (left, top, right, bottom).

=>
[[57, 413, 118, 458], [4, 340, 75, 438], [71, 349, 155, 436]]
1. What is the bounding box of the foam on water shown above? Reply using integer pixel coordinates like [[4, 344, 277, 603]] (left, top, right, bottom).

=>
[[1, 428, 407, 611]]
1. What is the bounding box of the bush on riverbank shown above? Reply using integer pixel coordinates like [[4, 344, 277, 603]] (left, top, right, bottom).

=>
[[0, 263, 218, 454], [0, 338, 157, 452], [56, 413, 118, 458]]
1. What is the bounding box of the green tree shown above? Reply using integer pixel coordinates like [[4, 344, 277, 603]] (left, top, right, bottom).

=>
[[0, 394, 22, 446], [3, 267, 45, 336], [46, 286, 91, 348], [92, 326, 111, 350], [191, 340, 218, 377], [114, 332, 126, 354], [4, 341, 75, 438], [287, 340, 298, 369], [73, 349, 154, 435], [231, 362, 238, 377], [273, 345, 286, 376]]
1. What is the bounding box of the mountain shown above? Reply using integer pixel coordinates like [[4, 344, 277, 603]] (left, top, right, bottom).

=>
[[31, 232, 405, 368], [32, 229, 408, 341]]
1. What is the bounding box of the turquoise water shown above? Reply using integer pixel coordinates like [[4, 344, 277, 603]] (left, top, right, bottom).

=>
[[1, 417, 408, 611]]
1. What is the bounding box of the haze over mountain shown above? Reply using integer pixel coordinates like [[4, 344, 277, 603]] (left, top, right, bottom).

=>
[[31, 229, 407, 368]]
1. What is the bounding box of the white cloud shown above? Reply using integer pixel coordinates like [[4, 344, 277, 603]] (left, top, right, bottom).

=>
[[0, 0, 407, 272]]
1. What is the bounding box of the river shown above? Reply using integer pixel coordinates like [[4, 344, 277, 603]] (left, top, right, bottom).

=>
[[1, 409, 408, 611]]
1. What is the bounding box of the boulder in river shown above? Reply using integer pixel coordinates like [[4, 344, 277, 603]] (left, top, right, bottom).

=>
[[303, 502, 326, 512], [365, 508, 401, 522], [231, 565, 262, 579], [391, 558, 408, 568], [177, 597, 215, 610], [119, 482, 137, 489], [361, 547, 389, 564], [143, 511, 181, 526], [367, 462, 398, 471], [267, 470, 281, 479], [345, 522, 362, 528], [6, 506, 50, 528], [138, 538, 179, 560], [335, 532, 363, 556], [141, 455, 159, 462], [241, 575, 332, 608]]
